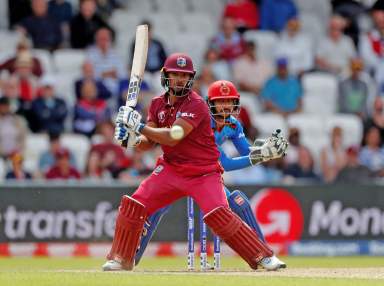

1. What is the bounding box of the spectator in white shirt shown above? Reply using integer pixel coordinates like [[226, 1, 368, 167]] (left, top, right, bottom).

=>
[[275, 17, 314, 76], [86, 28, 126, 100], [233, 41, 274, 96], [316, 14, 356, 76]]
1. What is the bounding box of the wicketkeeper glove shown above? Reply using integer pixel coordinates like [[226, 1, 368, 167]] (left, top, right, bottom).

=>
[[114, 123, 141, 148], [249, 129, 288, 165]]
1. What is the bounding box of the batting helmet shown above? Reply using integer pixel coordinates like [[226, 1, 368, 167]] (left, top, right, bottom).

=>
[[207, 80, 240, 120], [161, 53, 196, 96]]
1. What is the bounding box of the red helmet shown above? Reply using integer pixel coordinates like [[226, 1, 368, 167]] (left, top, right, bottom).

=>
[[207, 80, 240, 120], [162, 53, 195, 74], [161, 53, 195, 96], [207, 80, 240, 101]]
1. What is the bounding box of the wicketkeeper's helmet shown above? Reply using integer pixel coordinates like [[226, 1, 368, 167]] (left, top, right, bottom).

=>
[[207, 80, 240, 119]]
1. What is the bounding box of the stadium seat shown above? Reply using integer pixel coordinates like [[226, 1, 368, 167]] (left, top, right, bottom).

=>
[[53, 49, 86, 74], [0, 31, 22, 55], [189, 0, 223, 22], [153, 0, 189, 14], [0, 158, 5, 181], [287, 114, 327, 149], [54, 72, 78, 107], [151, 13, 181, 40], [170, 33, 209, 71], [0, 0, 8, 29], [243, 30, 279, 61], [252, 113, 287, 139], [125, 0, 154, 12], [302, 72, 338, 114], [32, 49, 54, 74], [61, 133, 91, 173], [299, 13, 326, 44], [324, 114, 363, 147], [239, 91, 262, 120], [24, 133, 49, 173], [287, 114, 327, 173], [110, 10, 141, 36], [294, 0, 331, 24], [181, 13, 217, 39]]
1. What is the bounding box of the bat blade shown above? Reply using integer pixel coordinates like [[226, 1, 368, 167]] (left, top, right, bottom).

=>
[[121, 24, 148, 147], [126, 24, 148, 108]]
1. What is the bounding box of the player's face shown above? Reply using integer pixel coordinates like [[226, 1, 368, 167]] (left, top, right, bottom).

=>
[[213, 98, 236, 123], [168, 72, 191, 92]]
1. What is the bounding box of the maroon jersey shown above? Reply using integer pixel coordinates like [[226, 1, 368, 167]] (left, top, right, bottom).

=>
[[147, 91, 221, 176]]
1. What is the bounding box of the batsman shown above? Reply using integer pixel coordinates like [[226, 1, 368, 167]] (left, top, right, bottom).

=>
[[129, 80, 288, 269], [103, 53, 288, 271]]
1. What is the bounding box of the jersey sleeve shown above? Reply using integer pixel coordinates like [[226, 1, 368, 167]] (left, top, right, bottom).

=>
[[178, 99, 207, 129], [219, 147, 252, 171], [146, 98, 158, 124], [231, 120, 251, 156]]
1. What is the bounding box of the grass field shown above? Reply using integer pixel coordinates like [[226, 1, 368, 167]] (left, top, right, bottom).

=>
[[0, 256, 383, 286]]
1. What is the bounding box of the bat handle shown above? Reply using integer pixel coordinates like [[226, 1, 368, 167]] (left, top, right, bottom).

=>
[[121, 139, 128, 148]]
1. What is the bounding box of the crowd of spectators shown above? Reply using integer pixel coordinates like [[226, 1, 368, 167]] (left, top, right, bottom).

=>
[[1, 0, 384, 185]]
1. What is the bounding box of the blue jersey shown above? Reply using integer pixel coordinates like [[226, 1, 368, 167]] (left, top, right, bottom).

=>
[[212, 116, 252, 171]]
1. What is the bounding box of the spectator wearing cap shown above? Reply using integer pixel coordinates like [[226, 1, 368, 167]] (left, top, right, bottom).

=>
[[5, 151, 32, 180], [70, 0, 113, 49], [38, 131, 76, 175], [73, 79, 111, 137], [30, 75, 68, 133], [233, 41, 273, 96], [86, 28, 126, 97], [261, 58, 302, 116], [13, 51, 39, 102], [45, 147, 81, 180], [0, 38, 43, 78], [336, 145, 373, 183], [223, 0, 259, 33], [260, 0, 298, 33], [86, 121, 131, 179], [0, 97, 29, 159], [338, 58, 369, 119], [210, 17, 246, 62], [316, 15, 356, 75], [275, 17, 314, 76], [130, 21, 167, 74], [359, 126, 384, 176], [17, 0, 62, 51]]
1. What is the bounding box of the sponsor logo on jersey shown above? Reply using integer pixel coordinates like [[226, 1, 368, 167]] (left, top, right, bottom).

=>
[[251, 188, 304, 244], [176, 111, 195, 119], [176, 57, 187, 67]]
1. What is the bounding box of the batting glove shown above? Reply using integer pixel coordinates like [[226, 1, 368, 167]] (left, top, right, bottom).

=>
[[249, 129, 288, 165], [114, 123, 141, 147], [116, 106, 145, 133]]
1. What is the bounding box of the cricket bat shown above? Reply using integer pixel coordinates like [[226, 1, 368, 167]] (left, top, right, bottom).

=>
[[122, 24, 148, 147]]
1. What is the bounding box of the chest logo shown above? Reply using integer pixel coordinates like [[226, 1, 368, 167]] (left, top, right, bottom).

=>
[[158, 111, 166, 123]]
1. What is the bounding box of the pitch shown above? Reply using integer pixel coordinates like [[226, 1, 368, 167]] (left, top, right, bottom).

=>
[[0, 256, 383, 286]]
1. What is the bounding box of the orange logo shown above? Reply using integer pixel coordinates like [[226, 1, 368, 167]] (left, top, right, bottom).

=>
[[219, 83, 230, 96]]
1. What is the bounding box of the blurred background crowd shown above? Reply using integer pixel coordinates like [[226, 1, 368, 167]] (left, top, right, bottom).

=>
[[1, 0, 384, 185]]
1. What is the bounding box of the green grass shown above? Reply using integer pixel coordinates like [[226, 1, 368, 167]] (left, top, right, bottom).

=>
[[0, 256, 383, 286]]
